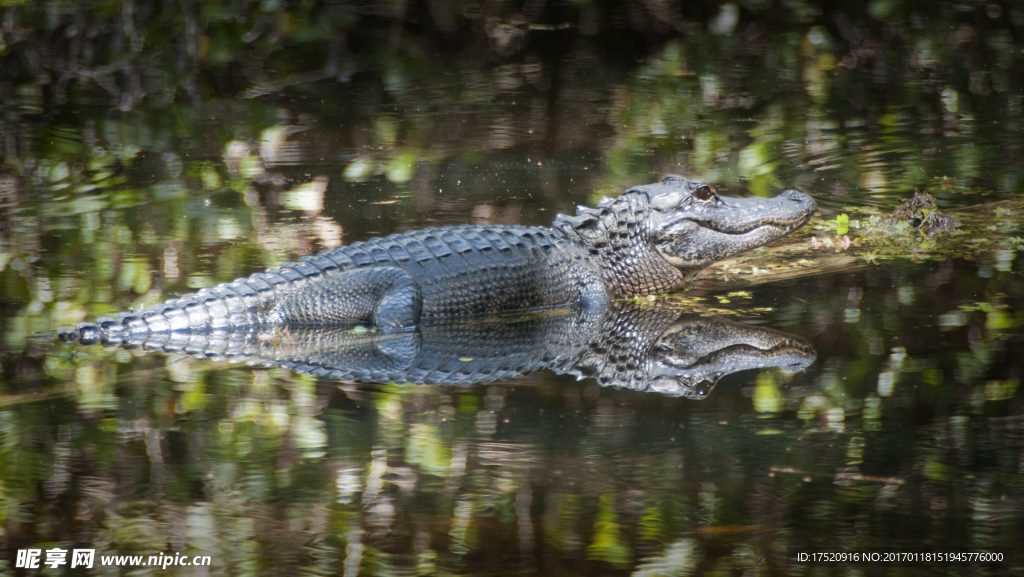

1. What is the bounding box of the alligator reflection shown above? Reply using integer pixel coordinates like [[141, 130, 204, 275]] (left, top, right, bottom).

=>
[[117, 302, 815, 399]]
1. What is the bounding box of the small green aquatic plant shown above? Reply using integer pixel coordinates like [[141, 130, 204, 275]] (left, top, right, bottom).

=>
[[835, 213, 849, 236]]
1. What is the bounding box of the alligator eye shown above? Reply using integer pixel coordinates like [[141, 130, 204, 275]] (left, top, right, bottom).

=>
[[693, 379, 714, 397], [693, 185, 715, 202]]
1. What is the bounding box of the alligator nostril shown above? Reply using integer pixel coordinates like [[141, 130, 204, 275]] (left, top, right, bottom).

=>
[[780, 190, 816, 211]]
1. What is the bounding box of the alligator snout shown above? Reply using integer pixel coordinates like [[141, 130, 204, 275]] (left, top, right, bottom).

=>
[[778, 189, 817, 223], [780, 189, 814, 202]]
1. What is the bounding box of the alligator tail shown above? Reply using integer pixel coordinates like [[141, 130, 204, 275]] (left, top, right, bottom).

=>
[[59, 254, 342, 347], [57, 320, 276, 362]]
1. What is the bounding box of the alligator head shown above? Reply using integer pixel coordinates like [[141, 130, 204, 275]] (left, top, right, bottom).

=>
[[572, 303, 816, 399], [555, 175, 816, 296], [642, 315, 817, 399]]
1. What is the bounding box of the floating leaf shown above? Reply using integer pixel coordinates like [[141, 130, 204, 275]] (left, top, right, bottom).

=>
[[836, 213, 849, 235]]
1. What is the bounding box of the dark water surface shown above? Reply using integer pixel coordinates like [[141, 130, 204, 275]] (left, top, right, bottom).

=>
[[2, 1, 1023, 575]]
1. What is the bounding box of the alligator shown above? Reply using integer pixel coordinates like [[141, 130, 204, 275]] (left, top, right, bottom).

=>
[[93, 301, 816, 399], [59, 176, 815, 346]]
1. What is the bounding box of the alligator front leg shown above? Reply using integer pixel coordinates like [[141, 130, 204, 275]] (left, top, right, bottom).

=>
[[266, 266, 422, 331]]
